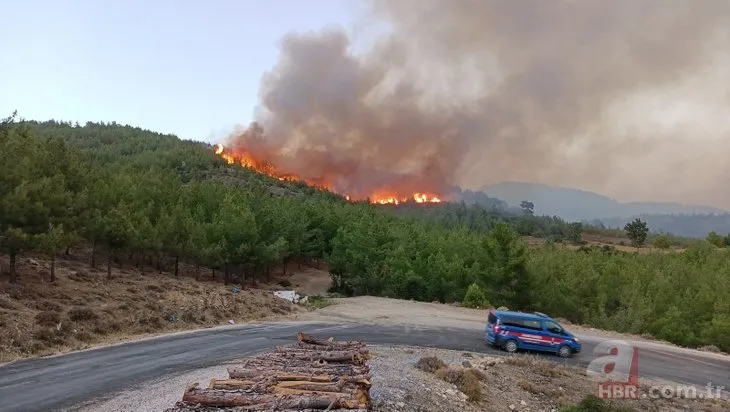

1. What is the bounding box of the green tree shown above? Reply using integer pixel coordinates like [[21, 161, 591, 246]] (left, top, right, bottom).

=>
[[519, 200, 534, 216], [36, 223, 66, 282], [0, 228, 29, 283], [624, 218, 648, 248], [462, 282, 490, 308], [706, 231, 725, 248], [565, 222, 583, 244], [100, 207, 137, 279], [483, 222, 530, 308]]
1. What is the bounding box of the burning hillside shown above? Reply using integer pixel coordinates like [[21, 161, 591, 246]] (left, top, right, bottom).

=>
[[213, 142, 442, 204]]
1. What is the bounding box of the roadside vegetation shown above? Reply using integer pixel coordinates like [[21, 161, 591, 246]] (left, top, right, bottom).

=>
[[1, 114, 729, 356]]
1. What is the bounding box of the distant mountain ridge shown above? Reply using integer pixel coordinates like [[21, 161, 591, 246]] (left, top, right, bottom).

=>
[[480, 181, 727, 222]]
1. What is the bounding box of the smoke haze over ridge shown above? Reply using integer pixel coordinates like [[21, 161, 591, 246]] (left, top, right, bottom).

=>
[[224, 0, 730, 208]]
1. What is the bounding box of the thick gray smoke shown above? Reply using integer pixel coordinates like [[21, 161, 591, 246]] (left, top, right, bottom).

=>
[[226, 0, 730, 206]]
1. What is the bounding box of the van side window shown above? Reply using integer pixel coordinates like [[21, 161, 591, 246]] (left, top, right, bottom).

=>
[[521, 319, 543, 331], [501, 317, 542, 331], [545, 321, 563, 334], [501, 318, 522, 328]]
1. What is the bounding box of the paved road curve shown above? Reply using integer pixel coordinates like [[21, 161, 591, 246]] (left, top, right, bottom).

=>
[[0, 321, 728, 412]]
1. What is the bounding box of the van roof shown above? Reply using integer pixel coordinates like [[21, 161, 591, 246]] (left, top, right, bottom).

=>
[[492, 310, 555, 321]]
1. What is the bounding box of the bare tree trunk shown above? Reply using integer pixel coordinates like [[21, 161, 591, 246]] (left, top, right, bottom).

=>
[[9, 253, 17, 283], [65, 246, 70, 256], [174, 255, 179, 277], [195, 263, 201, 281], [50, 255, 56, 283], [91, 240, 96, 268], [107, 248, 113, 280], [140, 255, 146, 275], [157, 254, 162, 274], [224, 263, 229, 285], [182, 384, 368, 409]]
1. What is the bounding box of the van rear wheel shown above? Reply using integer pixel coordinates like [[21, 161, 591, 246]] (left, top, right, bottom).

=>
[[504, 340, 518, 354]]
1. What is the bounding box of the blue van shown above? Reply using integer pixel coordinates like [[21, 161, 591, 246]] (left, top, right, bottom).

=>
[[485, 309, 581, 357]]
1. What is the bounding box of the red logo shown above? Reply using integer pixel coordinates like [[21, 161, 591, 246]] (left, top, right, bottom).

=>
[[587, 340, 640, 399]]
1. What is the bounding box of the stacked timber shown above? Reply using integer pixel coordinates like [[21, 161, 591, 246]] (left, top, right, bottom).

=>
[[180, 332, 372, 411]]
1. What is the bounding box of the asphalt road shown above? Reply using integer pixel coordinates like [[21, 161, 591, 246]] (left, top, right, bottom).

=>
[[0, 321, 728, 412]]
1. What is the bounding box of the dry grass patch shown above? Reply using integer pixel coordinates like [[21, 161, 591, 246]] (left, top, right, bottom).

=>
[[417, 356, 485, 402], [416, 356, 448, 373], [0, 253, 304, 362]]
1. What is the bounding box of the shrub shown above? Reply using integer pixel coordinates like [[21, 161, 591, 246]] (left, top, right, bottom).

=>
[[35, 311, 61, 327], [416, 356, 446, 373], [434, 367, 485, 402], [559, 394, 635, 412], [652, 234, 671, 249], [306, 296, 331, 309], [67, 307, 98, 322]]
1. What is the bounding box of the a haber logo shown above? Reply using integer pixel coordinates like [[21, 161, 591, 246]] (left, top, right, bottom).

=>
[[586, 339, 640, 400]]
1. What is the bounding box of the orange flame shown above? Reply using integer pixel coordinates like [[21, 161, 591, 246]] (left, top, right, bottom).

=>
[[212, 144, 442, 204]]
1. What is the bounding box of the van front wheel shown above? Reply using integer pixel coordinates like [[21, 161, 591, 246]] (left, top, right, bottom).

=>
[[558, 345, 572, 358]]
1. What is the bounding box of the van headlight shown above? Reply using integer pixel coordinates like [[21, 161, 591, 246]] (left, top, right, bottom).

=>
[[573, 338, 580, 342]]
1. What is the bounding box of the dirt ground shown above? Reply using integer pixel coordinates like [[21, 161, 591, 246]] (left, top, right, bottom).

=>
[[0, 253, 319, 362], [283, 266, 332, 296], [521, 234, 687, 253]]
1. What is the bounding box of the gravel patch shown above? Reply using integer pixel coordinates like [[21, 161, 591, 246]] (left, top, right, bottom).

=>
[[70, 363, 237, 412], [367, 345, 483, 412]]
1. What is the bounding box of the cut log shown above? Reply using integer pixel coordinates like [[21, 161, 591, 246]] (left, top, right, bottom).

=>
[[208, 378, 262, 390], [260, 350, 368, 365], [182, 382, 371, 409], [276, 346, 369, 357], [293, 342, 367, 352], [210, 376, 372, 391], [296, 332, 364, 347], [228, 365, 370, 379]]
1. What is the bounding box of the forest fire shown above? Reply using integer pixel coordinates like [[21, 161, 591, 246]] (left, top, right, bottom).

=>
[[213, 144, 442, 205]]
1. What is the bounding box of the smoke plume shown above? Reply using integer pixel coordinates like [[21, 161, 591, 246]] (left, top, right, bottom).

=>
[[225, 0, 730, 207]]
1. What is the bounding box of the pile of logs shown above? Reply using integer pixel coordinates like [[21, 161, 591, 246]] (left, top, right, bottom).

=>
[[180, 332, 372, 411]]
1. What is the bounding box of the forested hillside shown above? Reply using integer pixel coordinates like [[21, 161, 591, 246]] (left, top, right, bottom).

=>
[[1, 115, 729, 352], [598, 213, 730, 239], [482, 181, 727, 224]]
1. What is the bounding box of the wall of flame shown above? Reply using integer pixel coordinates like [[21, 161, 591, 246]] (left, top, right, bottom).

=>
[[213, 144, 441, 204]]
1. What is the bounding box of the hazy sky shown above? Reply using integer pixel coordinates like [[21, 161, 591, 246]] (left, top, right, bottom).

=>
[[1, 0, 359, 141]]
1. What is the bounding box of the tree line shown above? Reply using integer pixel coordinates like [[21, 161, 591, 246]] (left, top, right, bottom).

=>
[[1, 116, 728, 352]]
